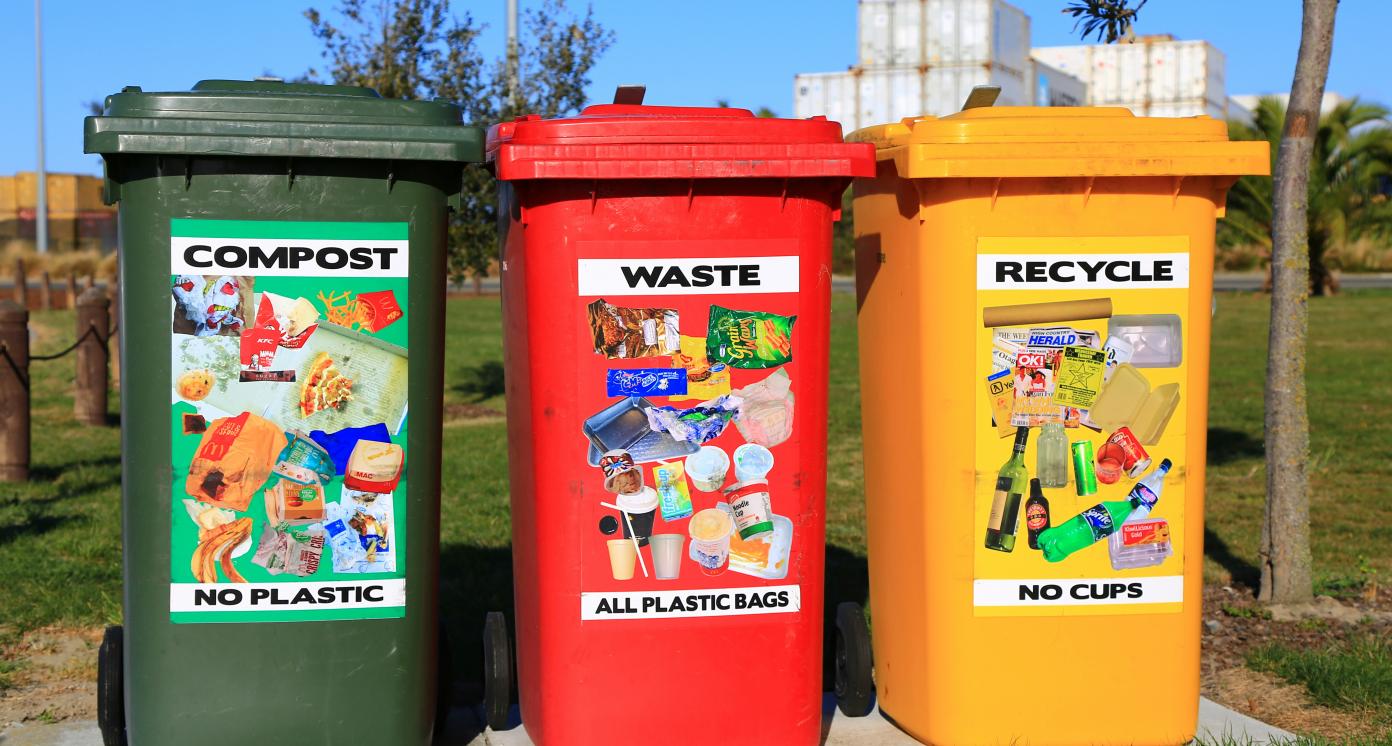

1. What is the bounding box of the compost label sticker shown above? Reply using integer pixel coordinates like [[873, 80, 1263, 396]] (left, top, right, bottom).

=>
[[168, 219, 409, 623], [973, 236, 1189, 617], [574, 239, 806, 621]]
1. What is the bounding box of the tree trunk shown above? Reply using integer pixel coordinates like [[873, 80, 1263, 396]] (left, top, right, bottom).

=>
[[1260, 0, 1338, 605]]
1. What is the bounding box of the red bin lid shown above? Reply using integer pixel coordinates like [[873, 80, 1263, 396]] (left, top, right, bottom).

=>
[[488, 102, 875, 181]]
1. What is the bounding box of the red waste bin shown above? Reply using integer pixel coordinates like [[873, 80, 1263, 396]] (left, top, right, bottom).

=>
[[487, 94, 873, 745]]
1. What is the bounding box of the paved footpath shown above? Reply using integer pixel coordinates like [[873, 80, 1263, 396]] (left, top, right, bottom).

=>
[[0, 696, 1294, 745]]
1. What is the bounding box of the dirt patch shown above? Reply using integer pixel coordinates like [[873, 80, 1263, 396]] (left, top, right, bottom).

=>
[[444, 402, 504, 424], [1207, 667, 1381, 741], [0, 627, 101, 726], [1201, 585, 1392, 740]]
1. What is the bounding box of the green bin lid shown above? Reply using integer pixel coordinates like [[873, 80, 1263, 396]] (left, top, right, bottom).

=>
[[84, 79, 484, 163]]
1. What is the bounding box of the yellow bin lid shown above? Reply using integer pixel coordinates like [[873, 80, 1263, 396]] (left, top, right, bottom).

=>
[[847, 107, 1270, 179]]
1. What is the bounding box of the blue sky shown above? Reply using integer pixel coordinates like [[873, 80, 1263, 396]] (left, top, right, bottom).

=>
[[2, 0, 1385, 175]]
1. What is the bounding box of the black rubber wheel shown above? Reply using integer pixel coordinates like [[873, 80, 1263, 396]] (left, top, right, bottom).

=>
[[482, 611, 512, 731], [434, 617, 453, 743], [834, 602, 874, 717], [97, 625, 127, 746]]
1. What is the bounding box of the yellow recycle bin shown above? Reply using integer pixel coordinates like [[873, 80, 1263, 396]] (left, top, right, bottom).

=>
[[849, 108, 1268, 745]]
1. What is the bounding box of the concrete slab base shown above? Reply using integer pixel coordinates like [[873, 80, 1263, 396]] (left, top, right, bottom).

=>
[[0, 695, 1298, 745]]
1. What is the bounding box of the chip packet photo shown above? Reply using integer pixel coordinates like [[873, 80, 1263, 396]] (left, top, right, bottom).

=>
[[670, 334, 730, 402], [587, 299, 681, 359], [706, 305, 795, 369]]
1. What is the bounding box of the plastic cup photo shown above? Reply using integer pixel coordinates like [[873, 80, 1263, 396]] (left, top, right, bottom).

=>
[[733, 443, 774, 482], [648, 534, 685, 580], [685, 446, 730, 492], [606, 539, 637, 581], [616, 486, 659, 546], [688, 507, 734, 576]]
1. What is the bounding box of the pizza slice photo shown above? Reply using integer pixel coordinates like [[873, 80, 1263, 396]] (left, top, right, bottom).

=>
[[299, 352, 355, 417]]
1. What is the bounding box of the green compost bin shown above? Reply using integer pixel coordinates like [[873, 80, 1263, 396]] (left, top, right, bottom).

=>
[[84, 79, 483, 746]]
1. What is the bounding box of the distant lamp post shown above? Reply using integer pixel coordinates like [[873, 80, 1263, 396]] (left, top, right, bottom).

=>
[[34, 0, 48, 255]]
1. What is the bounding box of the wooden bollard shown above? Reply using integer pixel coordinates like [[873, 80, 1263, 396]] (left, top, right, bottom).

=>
[[0, 300, 30, 481], [14, 259, 27, 308], [74, 287, 110, 426], [40, 271, 53, 310]]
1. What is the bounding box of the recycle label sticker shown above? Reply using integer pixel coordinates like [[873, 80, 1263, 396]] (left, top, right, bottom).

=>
[[973, 236, 1189, 617]]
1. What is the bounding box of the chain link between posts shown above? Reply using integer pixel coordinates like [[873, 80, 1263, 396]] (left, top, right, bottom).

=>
[[0, 321, 118, 390]]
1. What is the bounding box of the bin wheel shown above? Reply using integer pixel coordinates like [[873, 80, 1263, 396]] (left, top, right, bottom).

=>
[[482, 611, 512, 731], [435, 617, 453, 742], [834, 602, 874, 717], [97, 625, 127, 746]]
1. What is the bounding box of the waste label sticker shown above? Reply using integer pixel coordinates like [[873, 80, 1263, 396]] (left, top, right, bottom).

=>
[[573, 239, 806, 625], [578, 256, 800, 295]]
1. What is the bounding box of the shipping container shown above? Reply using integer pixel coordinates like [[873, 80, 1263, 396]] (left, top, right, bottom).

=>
[[858, 0, 891, 67], [795, 71, 861, 130], [798, 63, 1032, 132], [1227, 96, 1255, 127], [1031, 39, 1225, 109], [1146, 99, 1228, 120], [1030, 59, 1086, 107], [858, 0, 1030, 73]]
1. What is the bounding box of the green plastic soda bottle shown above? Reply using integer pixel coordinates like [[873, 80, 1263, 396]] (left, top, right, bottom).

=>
[[1038, 459, 1172, 562]]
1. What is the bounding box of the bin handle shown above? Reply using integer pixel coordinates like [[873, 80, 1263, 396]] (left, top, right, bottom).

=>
[[613, 84, 646, 105], [961, 85, 1001, 111]]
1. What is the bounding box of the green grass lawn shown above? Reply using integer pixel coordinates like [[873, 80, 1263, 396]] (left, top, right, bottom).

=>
[[2, 291, 1390, 699], [1204, 290, 1392, 593]]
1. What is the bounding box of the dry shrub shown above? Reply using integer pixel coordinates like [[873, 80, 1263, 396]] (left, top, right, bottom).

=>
[[44, 251, 105, 279], [1216, 243, 1269, 271], [97, 253, 118, 281], [0, 245, 113, 281], [1332, 237, 1392, 273]]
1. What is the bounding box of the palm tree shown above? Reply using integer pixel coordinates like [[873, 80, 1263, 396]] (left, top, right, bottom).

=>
[[1223, 97, 1392, 295]]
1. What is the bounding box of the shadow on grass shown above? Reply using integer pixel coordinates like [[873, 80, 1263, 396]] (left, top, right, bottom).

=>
[[0, 512, 66, 546], [452, 361, 506, 403], [27, 454, 121, 482], [1208, 427, 1264, 466], [1205, 527, 1261, 591], [0, 453, 123, 547]]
